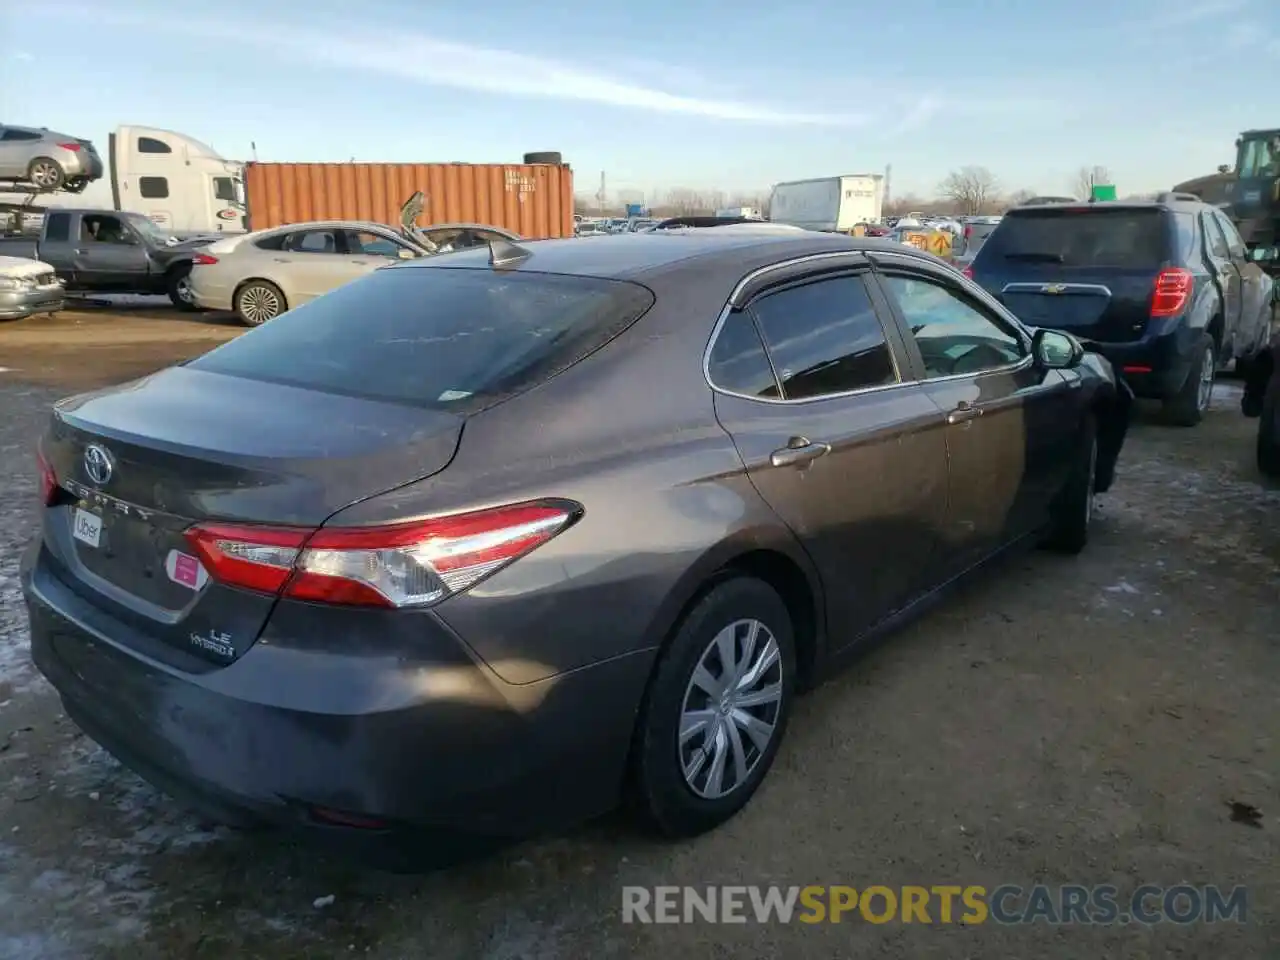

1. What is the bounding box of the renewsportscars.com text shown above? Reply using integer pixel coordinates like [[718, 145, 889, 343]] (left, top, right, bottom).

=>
[[621, 884, 1248, 925]]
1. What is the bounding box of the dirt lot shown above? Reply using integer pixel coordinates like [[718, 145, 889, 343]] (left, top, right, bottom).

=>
[[0, 311, 1277, 959]]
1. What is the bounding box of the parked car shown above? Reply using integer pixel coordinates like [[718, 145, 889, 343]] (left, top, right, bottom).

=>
[[0, 125, 103, 193], [0, 208, 201, 308], [967, 195, 1274, 426], [23, 230, 1130, 868], [0, 255, 63, 320], [189, 217, 521, 325]]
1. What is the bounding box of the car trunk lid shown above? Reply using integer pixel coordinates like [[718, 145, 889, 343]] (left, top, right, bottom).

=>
[[42, 365, 463, 664]]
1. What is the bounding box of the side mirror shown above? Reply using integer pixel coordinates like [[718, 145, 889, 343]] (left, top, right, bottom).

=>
[[1032, 328, 1083, 369]]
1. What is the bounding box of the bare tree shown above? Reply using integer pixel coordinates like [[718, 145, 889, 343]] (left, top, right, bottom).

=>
[[1073, 165, 1111, 200], [937, 167, 1000, 215], [1007, 188, 1037, 206]]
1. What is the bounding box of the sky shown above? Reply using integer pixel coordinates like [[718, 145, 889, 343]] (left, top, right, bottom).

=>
[[1, 0, 1277, 202]]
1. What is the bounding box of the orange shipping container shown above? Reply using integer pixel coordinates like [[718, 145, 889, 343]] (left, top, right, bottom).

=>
[[244, 161, 574, 239]]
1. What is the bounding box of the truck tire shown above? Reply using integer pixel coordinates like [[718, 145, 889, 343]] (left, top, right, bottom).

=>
[[234, 280, 286, 327], [26, 157, 65, 192], [166, 263, 198, 311], [1163, 333, 1215, 427], [522, 151, 563, 165], [1257, 369, 1280, 478]]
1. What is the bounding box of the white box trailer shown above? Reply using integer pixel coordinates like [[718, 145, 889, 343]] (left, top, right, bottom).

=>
[[769, 174, 884, 232]]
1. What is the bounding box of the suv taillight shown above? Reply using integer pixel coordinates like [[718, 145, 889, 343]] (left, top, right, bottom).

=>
[[185, 500, 581, 608], [1150, 267, 1193, 318]]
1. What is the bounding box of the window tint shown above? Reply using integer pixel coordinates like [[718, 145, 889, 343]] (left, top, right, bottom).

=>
[[1, 129, 40, 142], [1213, 210, 1247, 257], [189, 268, 655, 410], [138, 176, 168, 199], [708, 310, 780, 398], [137, 136, 172, 154], [1173, 213, 1198, 260], [1201, 213, 1230, 259], [345, 230, 404, 257], [977, 209, 1166, 268], [81, 215, 131, 244], [253, 233, 287, 251], [881, 274, 1024, 378], [288, 230, 339, 253], [748, 274, 896, 400], [44, 213, 71, 243]]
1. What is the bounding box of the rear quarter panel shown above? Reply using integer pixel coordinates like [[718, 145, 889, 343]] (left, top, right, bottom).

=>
[[330, 260, 820, 686]]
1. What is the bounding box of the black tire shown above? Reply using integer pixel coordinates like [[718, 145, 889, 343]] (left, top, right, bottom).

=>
[[1042, 414, 1097, 555], [1257, 370, 1280, 478], [233, 280, 286, 327], [1242, 350, 1273, 418], [166, 263, 198, 311], [26, 156, 65, 192], [1163, 333, 1215, 427], [630, 577, 796, 838], [522, 151, 563, 165]]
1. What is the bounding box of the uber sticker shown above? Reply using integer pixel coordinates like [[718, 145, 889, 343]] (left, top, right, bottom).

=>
[[165, 549, 209, 590]]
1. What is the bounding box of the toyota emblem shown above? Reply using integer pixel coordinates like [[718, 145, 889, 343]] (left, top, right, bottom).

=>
[[83, 444, 114, 486]]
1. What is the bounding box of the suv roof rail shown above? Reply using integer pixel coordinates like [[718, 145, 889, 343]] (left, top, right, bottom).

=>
[[1156, 191, 1202, 204]]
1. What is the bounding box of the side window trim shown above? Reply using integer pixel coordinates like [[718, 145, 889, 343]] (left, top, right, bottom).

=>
[[1201, 212, 1229, 259], [868, 261, 1034, 384], [1213, 210, 1247, 258]]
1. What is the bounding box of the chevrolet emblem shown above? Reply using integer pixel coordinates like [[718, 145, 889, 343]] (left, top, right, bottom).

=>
[[1042, 283, 1066, 294]]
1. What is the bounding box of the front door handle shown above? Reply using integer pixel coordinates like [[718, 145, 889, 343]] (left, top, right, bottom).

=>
[[770, 438, 831, 468], [947, 401, 984, 424]]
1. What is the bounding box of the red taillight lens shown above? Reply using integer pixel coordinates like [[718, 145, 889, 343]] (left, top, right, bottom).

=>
[[964, 225, 973, 238], [962, 265, 975, 279], [185, 500, 579, 608], [56, 142, 81, 152], [1150, 267, 1193, 318], [36, 448, 58, 506], [191, 253, 219, 265]]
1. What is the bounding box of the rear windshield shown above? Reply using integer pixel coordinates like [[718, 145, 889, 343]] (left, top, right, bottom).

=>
[[189, 267, 655, 410], [978, 208, 1169, 268]]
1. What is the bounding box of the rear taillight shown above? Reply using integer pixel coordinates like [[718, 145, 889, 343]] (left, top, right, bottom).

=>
[[36, 448, 58, 506], [962, 265, 975, 279], [191, 253, 219, 265], [56, 142, 81, 152], [963, 225, 973, 238], [185, 500, 580, 608], [1150, 267, 1193, 318]]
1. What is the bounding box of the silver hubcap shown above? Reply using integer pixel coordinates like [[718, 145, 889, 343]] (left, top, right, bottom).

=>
[[1197, 348, 1215, 412], [679, 618, 783, 800], [239, 286, 280, 324], [175, 276, 193, 303], [30, 162, 58, 188]]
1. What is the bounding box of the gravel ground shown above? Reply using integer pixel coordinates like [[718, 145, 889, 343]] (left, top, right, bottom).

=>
[[0, 313, 1277, 959]]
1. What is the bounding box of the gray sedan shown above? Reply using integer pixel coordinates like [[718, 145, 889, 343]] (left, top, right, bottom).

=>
[[23, 230, 1130, 869]]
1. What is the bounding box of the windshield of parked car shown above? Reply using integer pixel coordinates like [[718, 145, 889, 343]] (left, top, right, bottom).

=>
[[188, 267, 656, 411], [977, 208, 1167, 269]]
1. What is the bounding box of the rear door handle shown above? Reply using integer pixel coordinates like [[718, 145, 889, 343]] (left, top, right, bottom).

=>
[[770, 438, 831, 468], [947, 401, 984, 424]]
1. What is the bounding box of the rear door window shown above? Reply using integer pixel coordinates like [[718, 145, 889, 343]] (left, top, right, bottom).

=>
[[188, 267, 656, 411], [707, 310, 780, 399], [747, 274, 898, 400], [977, 209, 1168, 268], [1212, 210, 1248, 258], [287, 229, 340, 253], [1201, 212, 1230, 259]]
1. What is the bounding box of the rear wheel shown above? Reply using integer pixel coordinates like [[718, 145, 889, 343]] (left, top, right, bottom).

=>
[[167, 263, 197, 311], [1257, 369, 1280, 478], [26, 157, 65, 192], [233, 280, 286, 326], [1163, 334, 1215, 427], [630, 577, 795, 837]]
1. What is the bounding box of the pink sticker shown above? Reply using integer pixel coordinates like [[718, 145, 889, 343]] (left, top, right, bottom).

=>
[[165, 549, 209, 590]]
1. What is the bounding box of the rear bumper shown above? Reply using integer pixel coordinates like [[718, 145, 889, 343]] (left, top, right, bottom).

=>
[[0, 285, 64, 320], [21, 539, 652, 868], [60, 150, 104, 180], [189, 272, 235, 312], [1086, 319, 1200, 400]]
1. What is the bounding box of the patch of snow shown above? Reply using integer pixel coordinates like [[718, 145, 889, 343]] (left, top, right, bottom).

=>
[[0, 555, 44, 697], [1105, 580, 1141, 595]]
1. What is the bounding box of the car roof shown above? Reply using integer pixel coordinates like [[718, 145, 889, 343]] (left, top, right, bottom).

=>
[[246, 220, 399, 238], [399, 229, 935, 280]]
